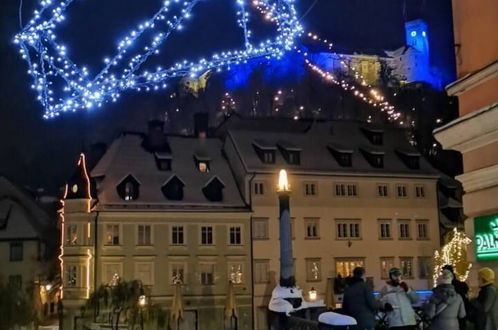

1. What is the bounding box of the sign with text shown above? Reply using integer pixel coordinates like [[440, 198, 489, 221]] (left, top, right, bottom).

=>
[[475, 213, 498, 261]]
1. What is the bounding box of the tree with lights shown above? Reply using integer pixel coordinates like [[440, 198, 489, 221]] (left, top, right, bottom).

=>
[[432, 228, 472, 287]]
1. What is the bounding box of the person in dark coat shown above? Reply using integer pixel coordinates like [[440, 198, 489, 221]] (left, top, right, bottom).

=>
[[425, 270, 466, 330], [442, 264, 469, 329], [471, 267, 498, 330], [342, 267, 378, 330]]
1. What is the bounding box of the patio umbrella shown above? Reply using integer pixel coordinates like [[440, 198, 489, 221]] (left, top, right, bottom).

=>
[[171, 282, 184, 329], [324, 278, 335, 310], [225, 281, 238, 329]]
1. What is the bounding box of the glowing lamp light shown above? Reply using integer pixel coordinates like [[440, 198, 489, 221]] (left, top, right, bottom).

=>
[[45, 283, 52, 291], [308, 287, 317, 301], [138, 295, 147, 307], [277, 169, 290, 192]]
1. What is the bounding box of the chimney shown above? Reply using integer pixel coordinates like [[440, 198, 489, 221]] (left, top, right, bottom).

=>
[[194, 113, 209, 138], [147, 120, 166, 150]]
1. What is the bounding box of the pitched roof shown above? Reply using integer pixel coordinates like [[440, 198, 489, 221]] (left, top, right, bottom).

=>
[[226, 120, 439, 177], [91, 133, 247, 211]]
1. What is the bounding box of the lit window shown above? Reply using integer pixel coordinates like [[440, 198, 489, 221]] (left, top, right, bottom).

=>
[[380, 258, 394, 279], [400, 257, 413, 278], [305, 218, 320, 239], [229, 226, 242, 245], [200, 264, 215, 285], [170, 263, 186, 284], [198, 162, 209, 173], [201, 226, 213, 245], [335, 259, 364, 277], [379, 220, 392, 239], [172, 226, 184, 245], [105, 225, 120, 245], [137, 225, 152, 246], [417, 220, 429, 239], [117, 175, 140, 201], [377, 184, 389, 197], [254, 260, 270, 284], [228, 263, 244, 284], [253, 218, 269, 240], [398, 220, 411, 239], [306, 259, 322, 282]]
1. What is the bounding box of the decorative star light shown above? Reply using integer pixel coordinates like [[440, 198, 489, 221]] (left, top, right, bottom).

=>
[[14, 0, 302, 118]]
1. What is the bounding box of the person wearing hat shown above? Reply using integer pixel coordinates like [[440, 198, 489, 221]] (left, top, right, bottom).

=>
[[379, 267, 418, 329], [470, 267, 498, 330], [442, 264, 469, 329], [425, 269, 466, 330], [342, 267, 378, 330]]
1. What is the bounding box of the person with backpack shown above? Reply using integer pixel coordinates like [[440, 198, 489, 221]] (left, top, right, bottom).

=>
[[425, 269, 466, 329]]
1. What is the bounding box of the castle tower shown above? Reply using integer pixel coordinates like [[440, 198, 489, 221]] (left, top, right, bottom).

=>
[[60, 153, 94, 330], [405, 19, 429, 56]]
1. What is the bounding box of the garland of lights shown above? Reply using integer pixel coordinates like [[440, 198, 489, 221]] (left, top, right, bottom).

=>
[[432, 228, 472, 286], [14, 0, 302, 118]]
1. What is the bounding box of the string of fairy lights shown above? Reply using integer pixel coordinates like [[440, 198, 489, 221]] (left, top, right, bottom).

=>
[[14, 0, 302, 118]]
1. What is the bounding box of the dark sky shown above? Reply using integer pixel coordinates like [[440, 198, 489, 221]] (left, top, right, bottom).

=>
[[0, 0, 454, 193]]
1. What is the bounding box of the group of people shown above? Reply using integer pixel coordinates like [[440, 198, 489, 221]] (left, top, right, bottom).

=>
[[340, 266, 498, 330]]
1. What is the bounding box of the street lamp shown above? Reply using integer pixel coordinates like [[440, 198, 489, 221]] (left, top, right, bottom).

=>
[[308, 287, 317, 301], [276, 169, 295, 288], [138, 295, 147, 330]]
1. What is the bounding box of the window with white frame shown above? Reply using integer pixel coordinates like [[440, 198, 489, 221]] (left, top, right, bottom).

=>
[[200, 263, 215, 285], [347, 184, 358, 196], [66, 224, 78, 245], [398, 220, 411, 239], [336, 220, 361, 239], [415, 185, 426, 198], [254, 260, 270, 284], [335, 259, 364, 277], [378, 219, 392, 239], [229, 226, 242, 245], [228, 262, 244, 284], [254, 182, 265, 195], [380, 257, 395, 279], [396, 184, 408, 198], [306, 258, 322, 282], [334, 183, 357, 196], [304, 218, 320, 239], [418, 257, 431, 279], [170, 263, 186, 284], [400, 257, 413, 278], [171, 226, 184, 245], [65, 265, 77, 287], [201, 226, 214, 245], [105, 224, 120, 245], [417, 220, 429, 240], [304, 182, 317, 196], [135, 262, 154, 286], [377, 184, 389, 197], [334, 183, 346, 196], [253, 218, 269, 240], [103, 263, 122, 285], [137, 225, 152, 246]]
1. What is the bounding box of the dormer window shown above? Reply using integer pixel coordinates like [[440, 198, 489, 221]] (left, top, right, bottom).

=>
[[396, 149, 420, 170], [361, 149, 384, 168], [117, 175, 140, 201], [202, 177, 225, 202], [194, 154, 211, 173], [328, 144, 353, 167], [278, 141, 301, 165], [253, 140, 276, 164], [154, 153, 172, 171], [162, 176, 185, 201], [361, 127, 384, 145]]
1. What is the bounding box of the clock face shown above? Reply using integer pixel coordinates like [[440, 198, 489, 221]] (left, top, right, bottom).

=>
[[72, 184, 78, 194]]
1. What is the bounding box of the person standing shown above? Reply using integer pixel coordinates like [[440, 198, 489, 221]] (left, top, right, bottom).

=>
[[442, 264, 469, 329], [471, 267, 498, 330], [342, 267, 378, 330], [380, 267, 418, 330], [425, 269, 466, 330]]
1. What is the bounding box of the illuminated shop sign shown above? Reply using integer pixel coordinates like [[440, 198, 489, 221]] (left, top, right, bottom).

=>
[[475, 214, 498, 261]]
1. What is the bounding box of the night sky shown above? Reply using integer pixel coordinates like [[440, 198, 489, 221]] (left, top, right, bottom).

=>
[[0, 0, 454, 194]]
